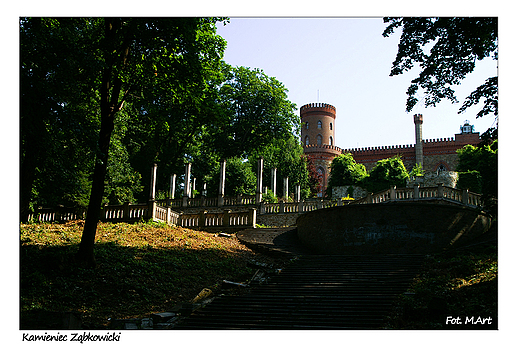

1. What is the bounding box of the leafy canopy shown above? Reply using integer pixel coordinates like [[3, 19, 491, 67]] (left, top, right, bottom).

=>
[[362, 155, 409, 193], [328, 153, 368, 188], [383, 17, 498, 126], [456, 141, 497, 198]]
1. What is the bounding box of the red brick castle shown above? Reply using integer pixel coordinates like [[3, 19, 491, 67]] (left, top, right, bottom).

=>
[[300, 102, 481, 194]]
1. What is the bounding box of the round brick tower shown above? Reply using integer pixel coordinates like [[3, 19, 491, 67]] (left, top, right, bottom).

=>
[[301, 102, 336, 147], [300, 103, 342, 196]]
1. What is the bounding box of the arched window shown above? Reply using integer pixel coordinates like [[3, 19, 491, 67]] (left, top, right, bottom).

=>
[[436, 163, 447, 174], [329, 136, 333, 145], [330, 122, 333, 130], [305, 122, 309, 130], [317, 120, 322, 129], [317, 134, 322, 145], [304, 135, 310, 146]]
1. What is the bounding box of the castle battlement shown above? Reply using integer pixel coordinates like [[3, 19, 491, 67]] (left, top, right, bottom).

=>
[[303, 144, 343, 154], [344, 144, 415, 153], [424, 137, 455, 144], [300, 102, 336, 116]]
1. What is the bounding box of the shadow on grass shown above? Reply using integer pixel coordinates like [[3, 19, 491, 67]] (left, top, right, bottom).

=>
[[20, 241, 255, 329]]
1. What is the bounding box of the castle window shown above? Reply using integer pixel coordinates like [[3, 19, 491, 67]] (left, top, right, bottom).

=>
[[317, 134, 322, 145], [305, 122, 309, 130], [329, 136, 333, 145], [330, 122, 333, 130], [305, 135, 310, 146], [317, 120, 322, 129], [436, 164, 447, 174]]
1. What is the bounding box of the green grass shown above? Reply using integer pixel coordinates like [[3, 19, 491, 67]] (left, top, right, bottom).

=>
[[20, 221, 274, 329]]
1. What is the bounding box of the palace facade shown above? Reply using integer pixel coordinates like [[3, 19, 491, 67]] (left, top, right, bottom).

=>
[[300, 102, 481, 193]]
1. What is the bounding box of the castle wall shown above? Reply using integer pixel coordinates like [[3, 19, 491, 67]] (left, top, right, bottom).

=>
[[300, 101, 481, 196], [343, 144, 416, 171], [343, 132, 480, 173], [303, 144, 342, 190]]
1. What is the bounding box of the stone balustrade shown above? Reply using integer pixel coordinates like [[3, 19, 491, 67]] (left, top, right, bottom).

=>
[[351, 184, 482, 208], [25, 184, 484, 228]]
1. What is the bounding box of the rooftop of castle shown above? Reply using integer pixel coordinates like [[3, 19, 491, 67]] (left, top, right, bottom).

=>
[[300, 102, 336, 112]]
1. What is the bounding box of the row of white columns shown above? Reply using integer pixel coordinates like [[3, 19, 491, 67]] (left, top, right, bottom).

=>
[[148, 159, 301, 202]]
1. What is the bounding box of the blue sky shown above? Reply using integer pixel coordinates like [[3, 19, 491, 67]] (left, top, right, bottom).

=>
[[216, 17, 498, 150]]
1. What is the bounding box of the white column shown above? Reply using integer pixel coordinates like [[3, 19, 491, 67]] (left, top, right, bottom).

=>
[[218, 160, 226, 206], [183, 163, 191, 198], [256, 157, 263, 203], [271, 167, 277, 196], [169, 174, 176, 199], [149, 163, 158, 200], [295, 184, 301, 202]]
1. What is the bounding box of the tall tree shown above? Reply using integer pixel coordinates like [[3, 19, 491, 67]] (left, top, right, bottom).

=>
[[213, 65, 300, 159], [383, 17, 498, 138], [20, 18, 102, 217], [51, 17, 228, 267], [76, 18, 133, 266], [251, 135, 310, 198]]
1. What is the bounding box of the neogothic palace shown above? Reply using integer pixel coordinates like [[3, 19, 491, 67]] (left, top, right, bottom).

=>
[[300, 102, 481, 191]]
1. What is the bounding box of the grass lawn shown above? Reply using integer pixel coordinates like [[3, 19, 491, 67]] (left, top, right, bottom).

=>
[[20, 220, 279, 329]]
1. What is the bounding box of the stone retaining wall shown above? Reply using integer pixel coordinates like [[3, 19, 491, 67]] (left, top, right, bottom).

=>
[[257, 213, 301, 227], [296, 200, 492, 254]]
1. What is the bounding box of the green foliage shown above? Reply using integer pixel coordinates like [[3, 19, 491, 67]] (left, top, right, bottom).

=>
[[105, 113, 144, 205], [204, 157, 257, 197], [262, 188, 278, 204], [409, 163, 424, 178], [20, 17, 229, 212], [456, 141, 497, 198], [457, 170, 483, 193], [385, 243, 497, 329], [251, 135, 310, 198], [328, 153, 368, 188], [383, 17, 498, 123], [20, 17, 306, 222], [363, 155, 409, 193], [20, 18, 102, 211], [213, 65, 300, 159], [225, 157, 257, 196]]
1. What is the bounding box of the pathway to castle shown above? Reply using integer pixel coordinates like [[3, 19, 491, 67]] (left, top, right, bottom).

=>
[[175, 228, 425, 329]]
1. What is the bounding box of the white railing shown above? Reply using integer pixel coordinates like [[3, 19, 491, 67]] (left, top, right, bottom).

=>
[[352, 184, 482, 208], [158, 194, 257, 209], [25, 184, 483, 225], [259, 199, 339, 214], [176, 209, 256, 228], [27, 207, 86, 222]]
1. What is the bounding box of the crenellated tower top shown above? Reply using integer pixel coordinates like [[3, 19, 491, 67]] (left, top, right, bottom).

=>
[[300, 102, 336, 118]]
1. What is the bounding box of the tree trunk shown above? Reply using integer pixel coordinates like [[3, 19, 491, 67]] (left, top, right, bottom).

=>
[[75, 114, 114, 267], [76, 18, 128, 267]]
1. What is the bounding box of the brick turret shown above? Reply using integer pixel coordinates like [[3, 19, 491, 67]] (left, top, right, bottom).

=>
[[301, 103, 340, 196]]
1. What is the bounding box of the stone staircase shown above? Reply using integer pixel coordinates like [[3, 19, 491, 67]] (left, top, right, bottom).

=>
[[175, 254, 425, 329]]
